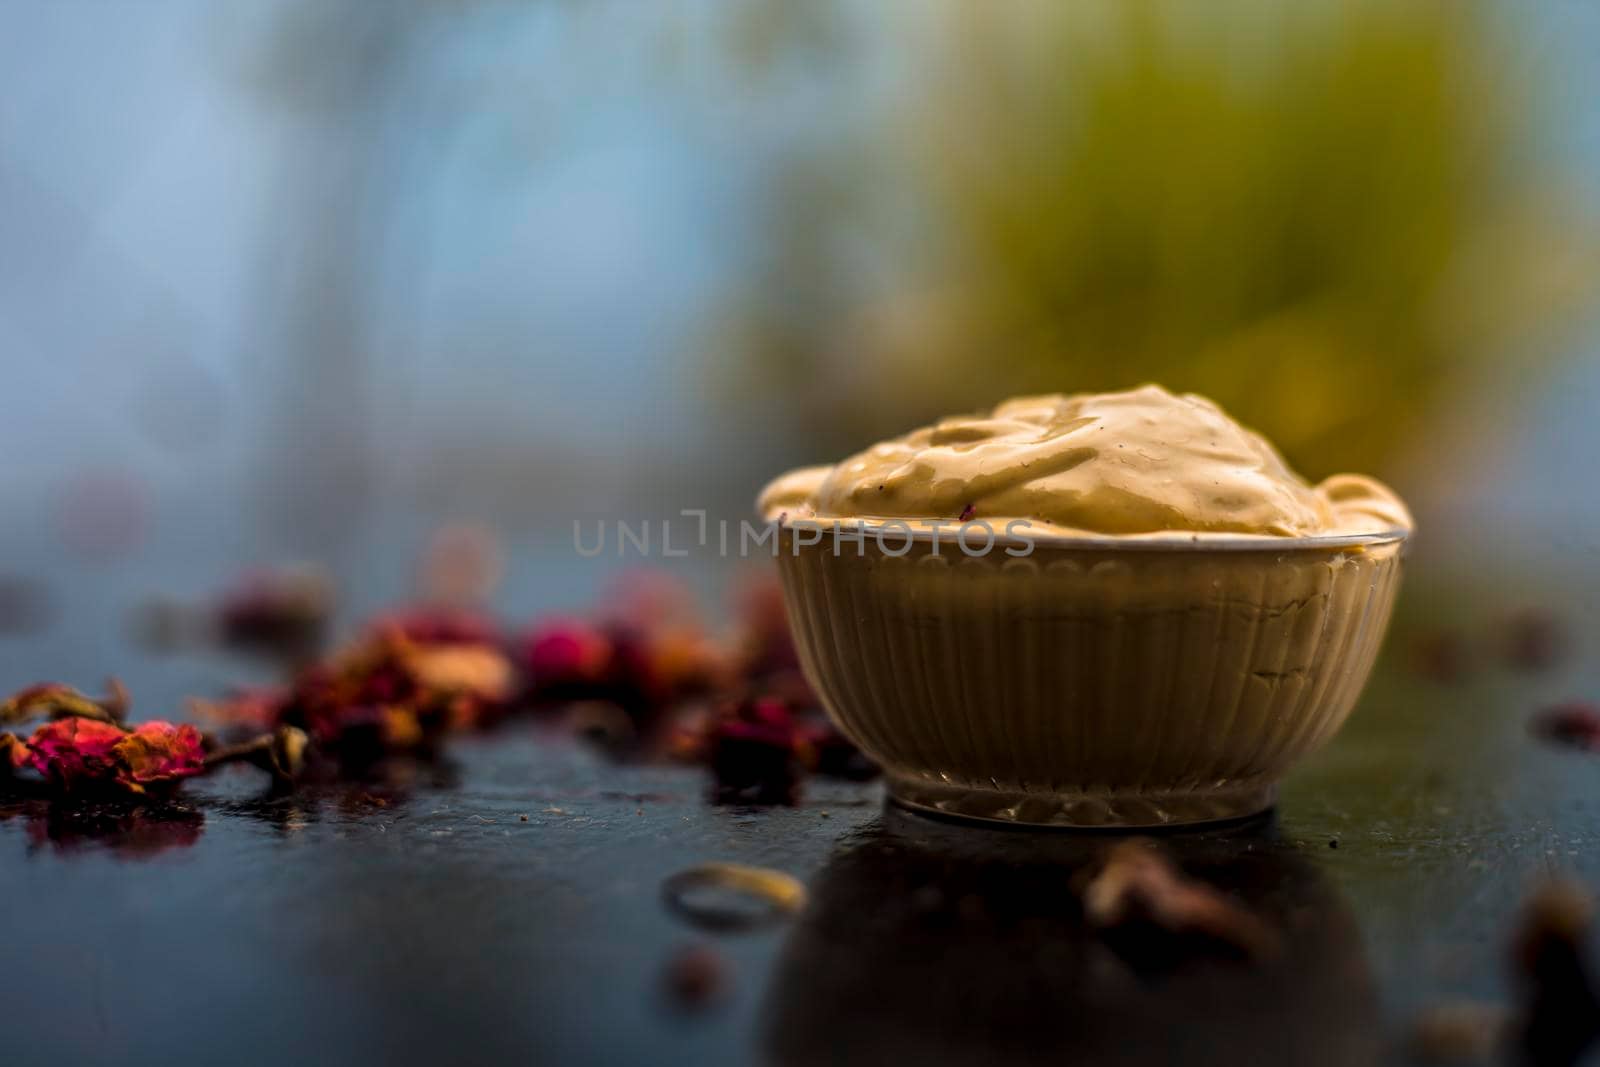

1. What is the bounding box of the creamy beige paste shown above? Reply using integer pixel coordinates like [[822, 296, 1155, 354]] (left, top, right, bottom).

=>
[[759, 384, 1410, 538]]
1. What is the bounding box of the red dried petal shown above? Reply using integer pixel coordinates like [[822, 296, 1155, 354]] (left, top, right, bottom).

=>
[[23, 717, 130, 788], [1531, 703, 1600, 751], [707, 696, 808, 804], [524, 618, 614, 688], [111, 721, 206, 790]]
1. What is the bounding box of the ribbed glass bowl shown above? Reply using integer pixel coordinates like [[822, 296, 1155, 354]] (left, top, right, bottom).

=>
[[773, 522, 1406, 828]]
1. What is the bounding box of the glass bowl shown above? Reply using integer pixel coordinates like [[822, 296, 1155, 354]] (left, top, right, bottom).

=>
[[773, 520, 1406, 828]]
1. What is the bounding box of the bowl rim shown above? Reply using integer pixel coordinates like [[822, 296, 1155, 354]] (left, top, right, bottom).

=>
[[770, 516, 1410, 554]]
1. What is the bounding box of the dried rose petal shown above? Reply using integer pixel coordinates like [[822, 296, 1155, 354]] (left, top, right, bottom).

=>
[[23, 717, 132, 790], [1083, 839, 1282, 962], [274, 629, 481, 753], [708, 697, 808, 805], [112, 721, 206, 791], [524, 618, 615, 689], [1530, 703, 1600, 752], [19, 715, 206, 795]]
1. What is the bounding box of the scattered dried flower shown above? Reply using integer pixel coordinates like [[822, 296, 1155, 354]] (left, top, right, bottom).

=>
[[707, 697, 809, 805], [1083, 839, 1282, 963], [18, 716, 204, 794], [524, 617, 615, 691], [112, 721, 207, 791], [276, 627, 509, 755], [1530, 703, 1600, 752], [662, 943, 728, 1010], [20, 717, 128, 789]]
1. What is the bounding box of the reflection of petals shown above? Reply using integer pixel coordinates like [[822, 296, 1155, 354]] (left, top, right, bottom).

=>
[[23, 802, 205, 858], [1084, 840, 1282, 962]]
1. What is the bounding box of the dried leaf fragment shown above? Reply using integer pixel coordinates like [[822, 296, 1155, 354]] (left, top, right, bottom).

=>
[[0, 679, 128, 727]]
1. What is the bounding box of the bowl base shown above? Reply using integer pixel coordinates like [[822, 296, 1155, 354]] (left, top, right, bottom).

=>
[[885, 774, 1276, 830]]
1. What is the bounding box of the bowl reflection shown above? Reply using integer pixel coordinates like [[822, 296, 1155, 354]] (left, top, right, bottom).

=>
[[764, 809, 1377, 1067]]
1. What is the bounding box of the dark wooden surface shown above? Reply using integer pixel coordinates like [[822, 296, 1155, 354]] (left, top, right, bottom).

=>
[[2, 560, 1596, 1067]]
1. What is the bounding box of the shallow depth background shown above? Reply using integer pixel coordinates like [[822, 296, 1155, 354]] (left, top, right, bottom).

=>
[[7, 6, 1600, 1066], [1, 0, 1599, 715]]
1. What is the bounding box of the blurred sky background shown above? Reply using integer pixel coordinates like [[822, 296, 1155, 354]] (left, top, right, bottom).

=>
[[3, 0, 1600, 649]]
